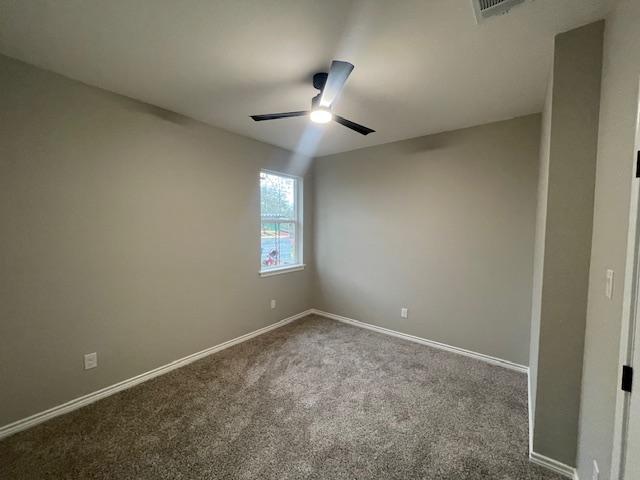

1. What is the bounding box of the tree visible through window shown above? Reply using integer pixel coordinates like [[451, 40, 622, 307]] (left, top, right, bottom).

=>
[[260, 170, 302, 271]]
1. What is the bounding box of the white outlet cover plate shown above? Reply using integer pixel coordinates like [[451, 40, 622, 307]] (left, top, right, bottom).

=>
[[84, 352, 97, 370]]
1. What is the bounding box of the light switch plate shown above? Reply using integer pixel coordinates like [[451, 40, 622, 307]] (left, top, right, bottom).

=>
[[401, 308, 408, 319], [605, 269, 614, 300]]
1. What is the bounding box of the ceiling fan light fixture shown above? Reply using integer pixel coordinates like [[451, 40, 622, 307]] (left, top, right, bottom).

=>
[[250, 61, 374, 135], [310, 108, 332, 124]]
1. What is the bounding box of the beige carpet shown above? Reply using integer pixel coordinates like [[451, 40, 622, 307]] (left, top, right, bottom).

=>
[[0, 315, 562, 479]]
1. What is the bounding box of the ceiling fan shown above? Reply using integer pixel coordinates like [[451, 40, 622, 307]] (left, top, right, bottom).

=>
[[250, 61, 375, 136]]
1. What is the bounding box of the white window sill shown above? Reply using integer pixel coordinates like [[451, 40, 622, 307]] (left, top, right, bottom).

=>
[[259, 264, 306, 277]]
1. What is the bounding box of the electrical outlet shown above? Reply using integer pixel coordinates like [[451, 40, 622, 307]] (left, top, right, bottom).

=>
[[401, 308, 408, 319], [270, 299, 276, 309], [84, 352, 98, 370], [592, 460, 599, 480]]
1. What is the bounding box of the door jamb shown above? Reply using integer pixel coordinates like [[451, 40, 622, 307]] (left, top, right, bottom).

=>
[[610, 77, 640, 480]]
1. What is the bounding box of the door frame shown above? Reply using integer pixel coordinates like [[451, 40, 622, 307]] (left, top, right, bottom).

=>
[[610, 77, 640, 480]]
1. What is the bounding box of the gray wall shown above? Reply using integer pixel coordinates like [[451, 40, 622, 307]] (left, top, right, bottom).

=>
[[529, 21, 603, 466], [313, 115, 541, 366], [577, 2, 640, 478], [0, 55, 314, 426]]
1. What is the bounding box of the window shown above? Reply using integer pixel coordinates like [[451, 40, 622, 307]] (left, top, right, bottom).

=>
[[259, 170, 303, 275]]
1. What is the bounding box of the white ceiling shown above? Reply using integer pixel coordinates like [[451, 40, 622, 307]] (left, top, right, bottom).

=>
[[0, 0, 614, 157]]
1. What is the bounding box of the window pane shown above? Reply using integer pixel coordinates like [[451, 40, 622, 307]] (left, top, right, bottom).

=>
[[260, 171, 295, 220], [261, 221, 297, 268], [260, 170, 301, 271]]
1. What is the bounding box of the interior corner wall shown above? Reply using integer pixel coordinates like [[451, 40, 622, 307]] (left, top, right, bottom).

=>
[[529, 21, 604, 466], [577, 2, 640, 478], [312, 114, 541, 366], [0, 54, 314, 427], [529, 70, 554, 427]]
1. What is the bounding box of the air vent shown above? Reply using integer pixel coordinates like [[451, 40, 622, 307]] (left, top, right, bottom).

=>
[[472, 0, 526, 23]]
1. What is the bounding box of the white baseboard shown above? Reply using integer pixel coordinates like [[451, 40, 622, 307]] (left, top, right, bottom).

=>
[[311, 309, 528, 373], [0, 309, 313, 440], [529, 451, 577, 479]]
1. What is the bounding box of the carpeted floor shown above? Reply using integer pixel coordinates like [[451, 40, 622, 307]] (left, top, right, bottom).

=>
[[0, 315, 562, 479]]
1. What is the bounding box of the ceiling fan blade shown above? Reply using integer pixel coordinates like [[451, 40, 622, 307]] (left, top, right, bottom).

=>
[[250, 111, 308, 121], [334, 115, 375, 135], [319, 61, 354, 108]]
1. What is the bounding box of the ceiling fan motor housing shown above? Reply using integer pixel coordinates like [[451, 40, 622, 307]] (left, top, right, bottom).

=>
[[313, 72, 328, 91]]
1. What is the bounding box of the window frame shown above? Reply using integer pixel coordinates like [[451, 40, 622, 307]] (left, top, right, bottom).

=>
[[258, 169, 304, 277]]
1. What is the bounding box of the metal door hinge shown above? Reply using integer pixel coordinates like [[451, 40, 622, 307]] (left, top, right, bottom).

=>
[[622, 365, 633, 392]]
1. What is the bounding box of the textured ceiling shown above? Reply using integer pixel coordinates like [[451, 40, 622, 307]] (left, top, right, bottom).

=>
[[0, 0, 614, 156]]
